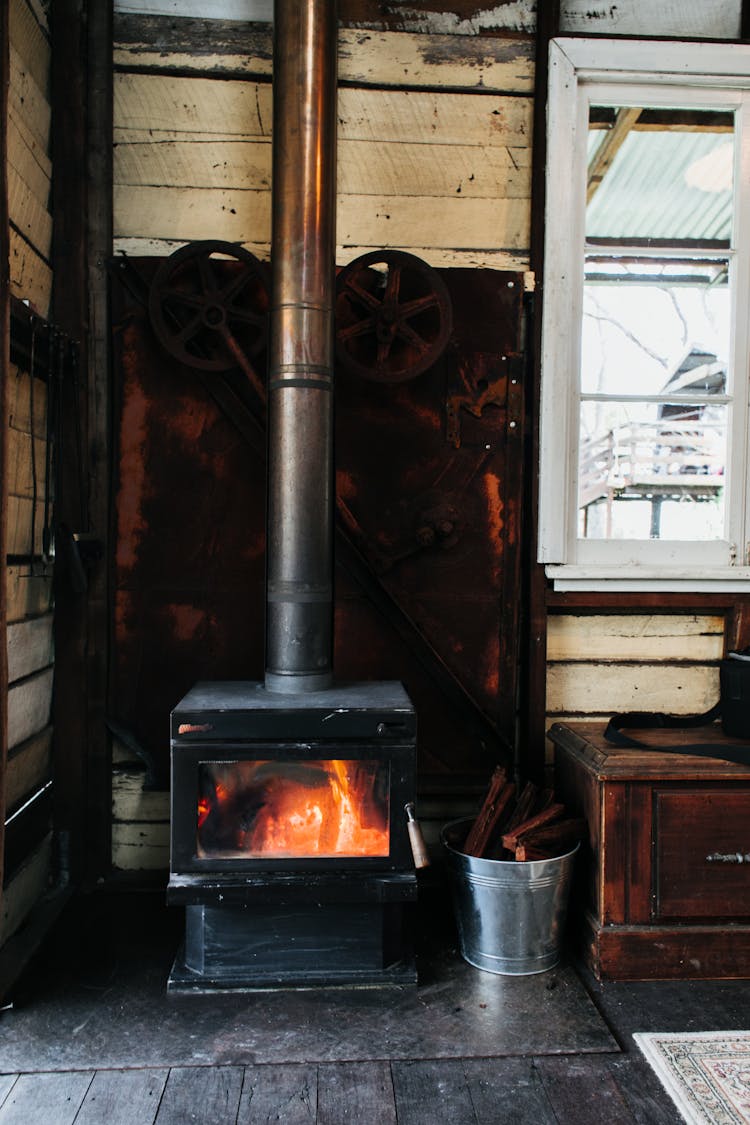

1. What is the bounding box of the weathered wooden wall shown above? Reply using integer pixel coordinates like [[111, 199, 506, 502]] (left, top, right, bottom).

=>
[[545, 613, 724, 733], [8, 0, 51, 317], [3, 0, 55, 943], [109, 0, 747, 870], [112, 19, 534, 270]]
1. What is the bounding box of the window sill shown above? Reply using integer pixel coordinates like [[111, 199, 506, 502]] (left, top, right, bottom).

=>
[[545, 565, 750, 593]]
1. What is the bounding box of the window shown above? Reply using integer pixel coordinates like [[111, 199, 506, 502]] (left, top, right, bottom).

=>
[[539, 40, 750, 590]]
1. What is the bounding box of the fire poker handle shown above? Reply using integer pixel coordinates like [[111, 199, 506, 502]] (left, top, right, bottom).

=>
[[405, 803, 430, 869]]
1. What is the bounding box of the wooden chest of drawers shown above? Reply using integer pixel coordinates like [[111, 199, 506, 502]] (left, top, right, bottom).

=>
[[549, 721, 750, 981]]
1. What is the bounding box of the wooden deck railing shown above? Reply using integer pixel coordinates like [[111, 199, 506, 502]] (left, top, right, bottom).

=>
[[579, 421, 724, 509]]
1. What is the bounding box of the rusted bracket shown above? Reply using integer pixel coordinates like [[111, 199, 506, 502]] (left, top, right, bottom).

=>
[[445, 355, 519, 448]]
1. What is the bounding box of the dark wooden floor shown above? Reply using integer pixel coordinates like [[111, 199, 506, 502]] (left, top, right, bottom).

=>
[[3, 887, 748, 1123], [0, 1051, 683, 1124]]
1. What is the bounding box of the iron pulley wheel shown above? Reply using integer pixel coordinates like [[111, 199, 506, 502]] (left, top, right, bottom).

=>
[[335, 250, 453, 382], [148, 241, 270, 374]]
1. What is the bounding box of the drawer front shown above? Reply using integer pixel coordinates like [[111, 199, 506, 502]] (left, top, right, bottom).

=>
[[656, 789, 750, 919]]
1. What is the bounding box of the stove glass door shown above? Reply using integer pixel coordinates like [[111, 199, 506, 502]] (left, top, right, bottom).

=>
[[197, 758, 391, 859]]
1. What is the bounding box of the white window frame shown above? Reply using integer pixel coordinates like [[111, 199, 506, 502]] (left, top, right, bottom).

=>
[[539, 38, 750, 592]]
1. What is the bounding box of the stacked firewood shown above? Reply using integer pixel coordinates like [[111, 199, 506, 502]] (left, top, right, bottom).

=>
[[462, 766, 586, 861]]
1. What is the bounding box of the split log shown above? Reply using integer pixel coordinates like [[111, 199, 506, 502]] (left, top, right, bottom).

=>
[[501, 780, 539, 833], [501, 802, 565, 853], [463, 766, 516, 858], [513, 817, 586, 861]]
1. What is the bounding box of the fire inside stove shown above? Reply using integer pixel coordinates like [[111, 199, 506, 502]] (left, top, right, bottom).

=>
[[196, 759, 390, 859]]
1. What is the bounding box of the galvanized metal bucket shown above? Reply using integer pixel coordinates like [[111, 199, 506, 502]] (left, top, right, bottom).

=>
[[441, 817, 578, 976]]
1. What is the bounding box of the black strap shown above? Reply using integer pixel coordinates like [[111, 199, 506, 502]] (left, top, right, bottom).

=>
[[604, 703, 750, 767]]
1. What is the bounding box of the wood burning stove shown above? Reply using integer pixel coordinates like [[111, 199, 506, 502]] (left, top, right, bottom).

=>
[[168, 681, 417, 991], [167, 0, 421, 992]]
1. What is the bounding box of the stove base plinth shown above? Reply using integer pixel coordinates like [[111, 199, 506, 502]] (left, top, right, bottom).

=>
[[167, 900, 417, 993], [167, 947, 417, 994]]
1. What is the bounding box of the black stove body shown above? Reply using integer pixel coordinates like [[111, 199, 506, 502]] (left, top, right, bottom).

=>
[[168, 680, 418, 992]]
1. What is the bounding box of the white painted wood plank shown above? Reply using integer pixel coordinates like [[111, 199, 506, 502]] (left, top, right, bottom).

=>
[[9, 228, 52, 317], [7, 163, 52, 261], [560, 0, 741, 39], [114, 136, 530, 198], [113, 24, 534, 93], [338, 193, 530, 251], [9, 45, 50, 153], [112, 770, 169, 822], [115, 0, 272, 18], [112, 236, 530, 270], [111, 822, 169, 870], [6, 565, 53, 624], [9, 0, 50, 96], [8, 112, 51, 213], [6, 727, 53, 812], [113, 74, 532, 147], [0, 836, 52, 946], [7, 615, 53, 682], [114, 184, 529, 252], [114, 0, 538, 32], [547, 614, 725, 663], [113, 72, 270, 137], [8, 666, 53, 750], [546, 661, 720, 715]]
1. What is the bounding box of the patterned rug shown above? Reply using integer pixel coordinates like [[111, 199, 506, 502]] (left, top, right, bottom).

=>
[[635, 1031, 750, 1124]]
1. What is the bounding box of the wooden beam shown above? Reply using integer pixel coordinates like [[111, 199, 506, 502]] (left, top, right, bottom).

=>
[[50, 0, 88, 883], [587, 107, 641, 204], [51, 0, 113, 885], [85, 0, 114, 881], [520, 0, 560, 786], [0, 0, 11, 904]]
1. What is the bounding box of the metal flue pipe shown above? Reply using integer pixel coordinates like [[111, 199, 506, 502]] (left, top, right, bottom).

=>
[[264, 0, 338, 693]]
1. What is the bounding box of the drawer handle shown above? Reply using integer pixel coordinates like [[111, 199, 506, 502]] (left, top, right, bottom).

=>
[[706, 852, 750, 864]]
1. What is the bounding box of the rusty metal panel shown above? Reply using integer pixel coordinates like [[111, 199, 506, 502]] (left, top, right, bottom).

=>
[[111, 261, 524, 787]]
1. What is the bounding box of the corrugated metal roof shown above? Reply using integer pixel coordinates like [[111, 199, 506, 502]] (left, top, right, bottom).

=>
[[586, 128, 733, 243]]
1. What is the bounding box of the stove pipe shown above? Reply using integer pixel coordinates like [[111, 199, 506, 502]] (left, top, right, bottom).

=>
[[265, 0, 338, 694]]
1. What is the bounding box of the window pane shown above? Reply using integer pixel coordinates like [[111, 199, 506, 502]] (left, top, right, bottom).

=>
[[578, 400, 726, 540], [587, 106, 734, 242], [581, 274, 731, 398]]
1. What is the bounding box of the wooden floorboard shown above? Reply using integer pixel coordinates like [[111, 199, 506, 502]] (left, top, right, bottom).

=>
[[391, 1058, 479, 1125], [462, 1057, 558, 1124], [154, 1066, 244, 1124], [0, 1054, 689, 1124], [605, 1055, 684, 1125], [74, 1068, 169, 1125], [535, 1056, 637, 1124], [238, 1063, 317, 1124], [0, 1071, 93, 1125], [317, 1061, 396, 1125], [0, 1080, 16, 1111]]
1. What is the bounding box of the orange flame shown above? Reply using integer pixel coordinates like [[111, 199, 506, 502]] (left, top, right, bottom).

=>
[[197, 759, 389, 859]]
